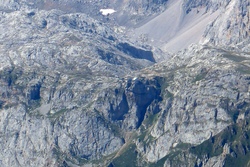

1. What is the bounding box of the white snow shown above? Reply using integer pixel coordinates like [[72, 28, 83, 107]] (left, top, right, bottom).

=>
[[100, 9, 116, 16], [132, 77, 137, 81], [172, 143, 178, 148]]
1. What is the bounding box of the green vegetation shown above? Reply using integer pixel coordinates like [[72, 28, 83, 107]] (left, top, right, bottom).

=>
[[224, 151, 250, 167], [148, 150, 188, 167], [219, 98, 239, 122], [52, 146, 89, 166], [190, 115, 250, 167], [27, 99, 42, 111], [155, 76, 173, 99], [222, 53, 248, 62], [237, 65, 250, 74], [137, 130, 147, 142], [190, 137, 223, 159], [149, 155, 170, 167], [143, 112, 159, 128], [3, 102, 18, 109], [48, 108, 68, 118], [0, 68, 22, 86], [165, 90, 174, 98], [112, 144, 138, 167], [193, 72, 207, 82], [174, 142, 191, 150], [223, 120, 250, 167]]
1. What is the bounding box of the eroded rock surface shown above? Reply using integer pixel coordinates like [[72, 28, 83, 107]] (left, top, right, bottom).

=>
[[0, 0, 250, 167]]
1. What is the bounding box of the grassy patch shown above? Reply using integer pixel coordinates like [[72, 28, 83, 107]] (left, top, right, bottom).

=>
[[154, 76, 173, 99], [190, 114, 250, 166], [236, 65, 250, 74], [112, 144, 138, 167], [224, 153, 250, 167], [165, 90, 174, 98], [137, 130, 147, 142], [143, 112, 159, 128], [148, 150, 183, 167], [193, 72, 207, 82], [0, 69, 19, 86], [190, 138, 223, 159], [222, 120, 250, 167], [48, 108, 68, 118], [3, 102, 18, 109], [174, 142, 191, 150], [27, 99, 42, 111], [109, 122, 123, 138], [138, 112, 160, 145], [222, 53, 248, 62], [219, 98, 239, 123]]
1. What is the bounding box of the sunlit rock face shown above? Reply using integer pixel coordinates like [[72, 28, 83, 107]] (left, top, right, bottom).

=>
[[0, 0, 250, 167], [202, 0, 250, 51]]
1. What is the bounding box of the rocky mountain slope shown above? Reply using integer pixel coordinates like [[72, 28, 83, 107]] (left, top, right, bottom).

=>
[[0, 0, 250, 167], [202, 0, 250, 51], [130, 0, 249, 53], [0, 8, 157, 167], [0, 0, 169, 26]]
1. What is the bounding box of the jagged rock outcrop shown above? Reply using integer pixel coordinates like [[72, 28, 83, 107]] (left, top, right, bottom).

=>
[[129, 45, 250, 164], [183, 0, 231, 13], [0, 0, 250, 167], [129, 0, 249, 53], [0, 0, 169, 26], [202, 0, 250, 51], [105, 44, 250, 167], [0, 6, 158, 167]]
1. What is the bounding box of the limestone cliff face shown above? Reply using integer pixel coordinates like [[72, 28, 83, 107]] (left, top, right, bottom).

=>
[[183, 0, 231, 12], [202, 0, 250, 50], [0, 8, 156, 167], [0, 1, 250, 167], [134, 45, 250, 165]]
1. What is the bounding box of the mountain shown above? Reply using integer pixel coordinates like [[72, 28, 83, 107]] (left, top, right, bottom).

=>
[[129, 0, 250, 53], [0, 0, 250, 167], [202, 0, 250, 50], [0, 8, 157, 167], [0, 0, 169, 26]]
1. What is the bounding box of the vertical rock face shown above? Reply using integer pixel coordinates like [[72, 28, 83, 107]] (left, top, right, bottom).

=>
[[52, 111, 125, 160], [0, 0, 250, 167], [0, 104, 125, 166], [183, 0, 231, 12], [108, 45, 250, 166], [202, 0, 250, 50], [28, 83, 41, 100], [131, 46, 250, 164], [94, 77, 162, 131], [0, 6, 159, 167]]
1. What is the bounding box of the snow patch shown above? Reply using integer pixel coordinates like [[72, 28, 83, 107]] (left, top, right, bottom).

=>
[[172, 143, 178, 148], [133, 77, 137, 81], [100, 9, 116, 16]]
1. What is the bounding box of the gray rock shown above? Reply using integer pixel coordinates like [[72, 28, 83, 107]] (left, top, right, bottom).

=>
[[0, 1, 250, 167]]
